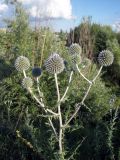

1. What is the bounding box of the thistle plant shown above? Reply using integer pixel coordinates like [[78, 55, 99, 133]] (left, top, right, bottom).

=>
[[32, 67, 42, 78], [45, 53, 65, 74], [69, 43, 82, 68], [69, 43, 82, 55], [22, 77, 33, 89], [14, 45, 114, 159], [15, 56, 30, 74], [98, 50, 114, 66]]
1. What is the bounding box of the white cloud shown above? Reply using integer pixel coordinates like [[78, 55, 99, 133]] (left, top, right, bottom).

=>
[[18, 0, 73, 19], [0, 3, 8, 13], [18, 0, 35, 4], [112, 21, 120, 32]]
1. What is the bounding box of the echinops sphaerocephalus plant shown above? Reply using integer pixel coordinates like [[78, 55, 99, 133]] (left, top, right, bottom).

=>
[[98, 50, 114, 66], [45, 53, 65, 74]]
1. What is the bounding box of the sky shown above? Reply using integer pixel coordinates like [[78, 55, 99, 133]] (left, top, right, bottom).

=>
[[0, 0, 120, 31], [71, 0, 120, 29]]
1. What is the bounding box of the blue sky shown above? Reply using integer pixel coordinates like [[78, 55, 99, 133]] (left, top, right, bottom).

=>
[[0, 0, 120, 31], [55, 0, 120, 31], [73, 0, 120, 24]]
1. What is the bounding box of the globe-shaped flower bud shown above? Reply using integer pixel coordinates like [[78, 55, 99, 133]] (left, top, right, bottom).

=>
[[69, 43, 82, 55], [15, 56, 30, 72], [71, 54, 81, 65], [81, 58, 91, 68], [45, 53, 65, 74], [22, 77, 33, 89], [32, 67, 42, 77], [98, 50, 114, 66]]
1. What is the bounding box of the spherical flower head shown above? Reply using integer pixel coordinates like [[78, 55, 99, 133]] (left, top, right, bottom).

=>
[[81, 58, 91, 68], [32, 67, 42, 77], [69, 43, 82, 55], [98, 50, 114, 66], [22, 77, 33, 89], [45, 53, 65, 74], [71, 54, 81, 65], [15, 56, 30, 72]]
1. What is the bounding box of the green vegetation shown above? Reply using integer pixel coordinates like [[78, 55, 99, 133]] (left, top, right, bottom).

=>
[[0, 2, 120, 160]]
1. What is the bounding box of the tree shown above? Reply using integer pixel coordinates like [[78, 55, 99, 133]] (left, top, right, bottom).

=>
[[4, 1, 32, 59]]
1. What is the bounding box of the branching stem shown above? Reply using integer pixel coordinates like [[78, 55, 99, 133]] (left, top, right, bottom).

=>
[[22, 71, 58, 140], [54, 73, 63, 156], [92, 66, 103, 82], [60, 71, 73, 102], [63, 66, 103, 128], [76, 64, 92, 84], [28, 88, 58, 139]]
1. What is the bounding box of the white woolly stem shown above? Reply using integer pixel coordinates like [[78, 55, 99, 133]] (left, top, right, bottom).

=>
[[36, 77, 43, 103], [23, 70, 27, 78], [60, 71, 73, 102], [92, 66, 103, 82], [76, 64, 92, 84], [28, 89, 58, 116], [81, 84, 92, 104], [28, 88, 58, 139], [54, 73, 60, 101], [36, 73, 57, 137], [21, 64, 58, 140], [46, 109, 59, 116], [48, 118, 58, 140], [29, 88, 45, 108], [36, 77, 41, 96], [81, 66, 103, 104], [63, 103, 82, 128], [63, 66, 103, 128], [54, 73, 63, 156]]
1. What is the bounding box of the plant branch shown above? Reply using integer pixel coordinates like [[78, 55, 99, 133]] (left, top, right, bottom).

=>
[[28, 88, 58, 139], [36, 78, 58, 116], [29, 88, 45, 108], [81, 84, 92, 104], [23, 70, 27, 78], [63, 103, 82, 128], [36, 77, 43, 100], [54, 73, 60, 101], [76, 64, 92, 84], [54, 73, 63, 156], [22, 71, 58, 139], [46, 109, 59, 116], [60, 71, 73, 102], [63, 66, 103, 128], [68, 137, 87, 160], [92, 66, 103, 82], [37, 114, 59, 118]]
